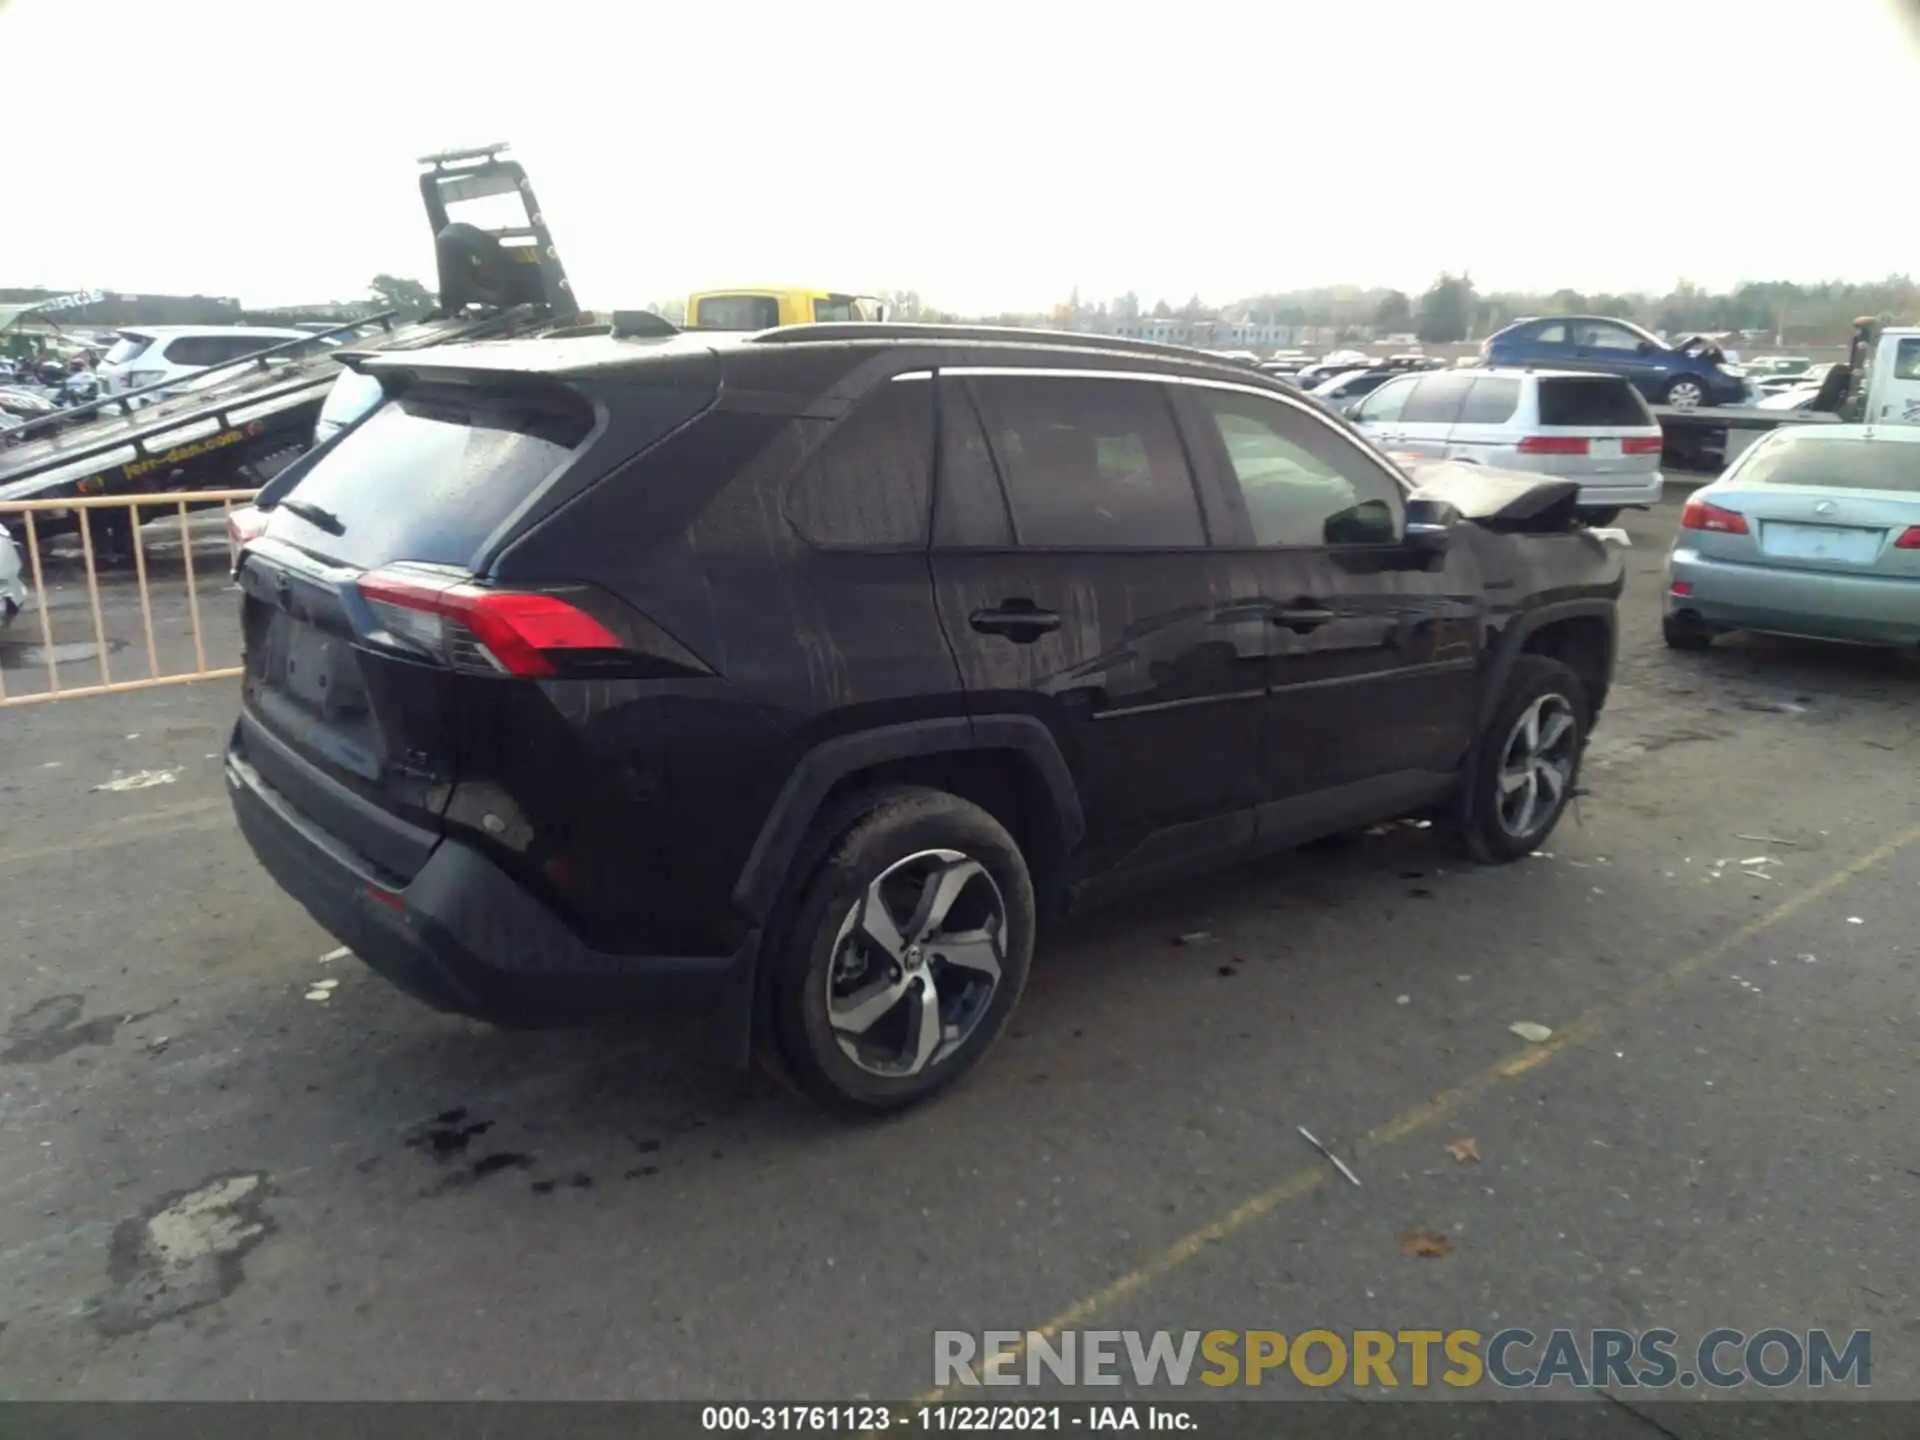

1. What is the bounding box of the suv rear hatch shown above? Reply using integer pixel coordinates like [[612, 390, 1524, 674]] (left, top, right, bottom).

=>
[[232, 360, 715, 885], [1523, 376, 1663, 478]]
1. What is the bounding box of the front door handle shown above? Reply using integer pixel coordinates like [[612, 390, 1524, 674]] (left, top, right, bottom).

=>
[[970, 601, 1061, 643], [1273, 604, 1337, 632]]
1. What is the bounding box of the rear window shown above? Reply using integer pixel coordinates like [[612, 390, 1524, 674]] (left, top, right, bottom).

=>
[[317, 370, 386, 431], [1456, 376, 1522, 425], [1537, 377, 1653, 428], [1739, 435, 1920, 493], [691, 295, 781, 331], [265, 384, 595, 567], [104, 333, 154, 366], [812, 296, 857, 323]]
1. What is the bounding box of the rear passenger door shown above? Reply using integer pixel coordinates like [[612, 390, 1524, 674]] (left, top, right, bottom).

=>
[[1442, 373, 1525, 462], [1389, 372, 1476, 458], [1178, 383, 1483, 828], [929, 370, 1269, 882]]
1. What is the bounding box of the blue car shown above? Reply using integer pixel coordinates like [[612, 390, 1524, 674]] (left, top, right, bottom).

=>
[[1480, 315, 1750, 411]]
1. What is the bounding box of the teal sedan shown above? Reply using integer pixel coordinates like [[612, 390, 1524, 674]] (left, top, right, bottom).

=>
[[1664, 425, 1920, 650]]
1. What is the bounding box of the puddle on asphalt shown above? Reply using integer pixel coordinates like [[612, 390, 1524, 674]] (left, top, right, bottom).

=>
[[0, 636, 129, 670]]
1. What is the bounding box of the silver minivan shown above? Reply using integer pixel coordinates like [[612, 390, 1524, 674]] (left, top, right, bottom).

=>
[[1346, 367, 1665, 519]]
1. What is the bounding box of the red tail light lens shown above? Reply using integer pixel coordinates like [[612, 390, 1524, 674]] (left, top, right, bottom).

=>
[[1518, 435, 1591, 455], [1670, 580, 1694, 596], [356, 567, 622, 677], [1895, 526, 1920, 550], [1680, 498, 1749, 535], [1622, 436, 1665, 455]]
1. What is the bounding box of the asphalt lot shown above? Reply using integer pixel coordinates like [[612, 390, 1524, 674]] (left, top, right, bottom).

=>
[[1, 494, 1916, 1414]]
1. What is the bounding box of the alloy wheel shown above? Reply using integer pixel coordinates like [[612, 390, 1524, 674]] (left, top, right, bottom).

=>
[[1668, 380, 1704, 411], [1495, 693, 1579, 840], [824, 848, 1007, 1078]]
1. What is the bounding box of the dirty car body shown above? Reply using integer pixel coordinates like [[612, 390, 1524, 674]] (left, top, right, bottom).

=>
[[225, 323, 1623, 1112]]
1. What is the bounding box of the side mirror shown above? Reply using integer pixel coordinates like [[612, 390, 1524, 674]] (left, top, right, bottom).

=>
[[1404, 496, 1461, 554], [1343, 402, 1366, 420]]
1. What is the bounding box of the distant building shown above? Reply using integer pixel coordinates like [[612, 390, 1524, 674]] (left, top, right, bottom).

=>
[[1098, 316, 1330, 350], [0, 288, 244, 327]]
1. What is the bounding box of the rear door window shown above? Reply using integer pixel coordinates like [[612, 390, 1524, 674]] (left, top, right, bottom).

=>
[[263, 383, 595, 569], [1398, 373, 1476, 425], [970, 375, 1205, 548], [1740, 435, 1920, 492], [1537, 377, 1654, 427], [785, 379, 933, 548], [1455, 376, 1523, 426], [692, 295, 781, 330], [1530, 322, 1569, 346], [1573, 321, 1645, 353], [934, 380, 1015, 548]]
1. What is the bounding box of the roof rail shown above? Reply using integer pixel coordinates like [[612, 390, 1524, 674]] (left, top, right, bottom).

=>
[[746, 322, 1229, 363]]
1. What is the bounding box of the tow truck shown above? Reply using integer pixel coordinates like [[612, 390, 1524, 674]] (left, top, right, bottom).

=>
[[0, 144, 582, 537], [1655, 317, 1919, 470]]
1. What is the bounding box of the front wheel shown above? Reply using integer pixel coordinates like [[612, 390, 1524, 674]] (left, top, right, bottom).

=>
[[1664, 377, 1706, 410], [766, 786, 1034, 1115], [1457, 656, 1589, 864], [1663, 614, 1714, 651]]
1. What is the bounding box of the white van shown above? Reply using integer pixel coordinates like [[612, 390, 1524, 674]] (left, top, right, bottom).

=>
[[98, 326, 313, 405], [1347, 367, 1664, 520]]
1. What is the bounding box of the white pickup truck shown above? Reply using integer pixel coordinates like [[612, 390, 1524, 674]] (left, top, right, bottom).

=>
[[1854, 325, 1920, 425]]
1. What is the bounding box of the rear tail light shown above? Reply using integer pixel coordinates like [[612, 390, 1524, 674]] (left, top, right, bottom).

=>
[[356, 566, 623, 677], [1680, 498, 1749, 535], [1670, 580, 1693, 596], [1622, 436, 1665, 455], [1895, 526, 1920, 550], [1518, 435, 1591, 455]]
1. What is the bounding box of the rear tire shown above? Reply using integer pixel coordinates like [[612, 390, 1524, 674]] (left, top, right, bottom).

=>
[[765, 786, 1034, 1116], [1457, 656, 1589, 865], [1662, 614, 1714, 651]]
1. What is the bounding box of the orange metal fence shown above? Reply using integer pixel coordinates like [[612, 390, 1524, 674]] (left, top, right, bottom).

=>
[[0, 490, 259, 708]]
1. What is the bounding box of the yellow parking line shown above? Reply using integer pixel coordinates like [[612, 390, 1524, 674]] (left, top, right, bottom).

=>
[[906, 822, 1920, 1405]]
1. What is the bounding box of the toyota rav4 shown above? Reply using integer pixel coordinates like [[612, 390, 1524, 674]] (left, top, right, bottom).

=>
[[227, 323, 1624, 1114]]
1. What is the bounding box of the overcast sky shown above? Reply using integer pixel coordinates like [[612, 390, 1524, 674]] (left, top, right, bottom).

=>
[[1, 0, 1916, 313]]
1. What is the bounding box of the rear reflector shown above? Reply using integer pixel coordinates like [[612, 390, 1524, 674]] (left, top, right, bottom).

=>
[[356, 567, 622, 677], [1896, 526, 1920, 550], [1518, 435, 1591, 455], [1622, 436, 1665, 455], [1670, 580, 1693, 596], [1680, 498, 1749, 535]]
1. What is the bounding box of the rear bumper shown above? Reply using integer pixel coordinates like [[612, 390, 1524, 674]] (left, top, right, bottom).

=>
[[1574, 471, 1662, 510], [1667, 547, 1920, 646], [227, 742, 755, 1026]]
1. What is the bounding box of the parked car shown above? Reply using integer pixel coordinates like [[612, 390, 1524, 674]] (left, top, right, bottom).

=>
[[1481, 316, 1750, 411], [1755, 386, 1824, 412], [1307, 368, 1397, 411], [97, 326, 314, 404], [1744, 355, 1814, 378], [0, 519, 25, 624], [1345, 368, 1663, 521], [1663, 424, 1920, 651], [1257, 352, 1312, 377], [1293, 357, 1378, 389], [228, 324, 1622, 1113]]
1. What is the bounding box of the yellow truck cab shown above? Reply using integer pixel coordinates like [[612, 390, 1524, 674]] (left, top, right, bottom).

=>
[[685, 289, 885, 331]]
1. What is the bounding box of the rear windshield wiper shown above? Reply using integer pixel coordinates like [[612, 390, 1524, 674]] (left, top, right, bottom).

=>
[[277, 499, 345, 535]]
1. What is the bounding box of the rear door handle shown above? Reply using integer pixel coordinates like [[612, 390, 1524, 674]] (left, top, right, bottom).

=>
[[1273, 604, 1337, 631], [970, 601, 1061, 642]]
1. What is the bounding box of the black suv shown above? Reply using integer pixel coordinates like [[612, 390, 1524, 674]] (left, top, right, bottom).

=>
[[227, 324, 1623, 1113]]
